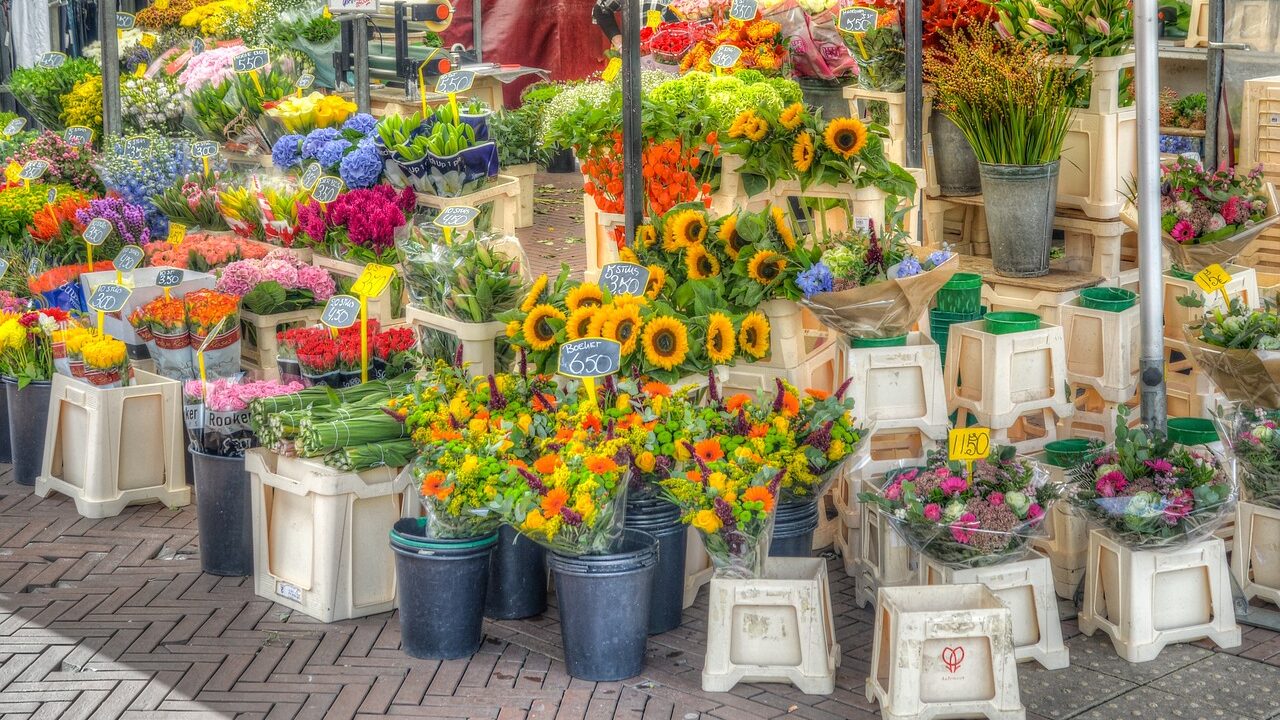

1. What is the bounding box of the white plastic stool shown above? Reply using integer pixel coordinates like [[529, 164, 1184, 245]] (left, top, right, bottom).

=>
[[1078, 530, 1241, 662], [867, 584, 1026, 720], [1232, 501, 1280, 606], [683, 526, 714, 609], [919, 553, 1069, 669], [854, 503, 917, 608], [845, 332, 950, 436], [1030, 504, 1089, 601], [945, 320, 1074, 429]]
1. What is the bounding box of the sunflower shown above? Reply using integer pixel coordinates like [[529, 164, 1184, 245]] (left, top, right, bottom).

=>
[[706, 312, 736, 364], [718, 215, 747, 260], [664, 209, 708, 250], [771, 205, 796, 250], [739, 312, 770, 359], [602, 303, 643, 355], [728, 110, 759, 139], [522, 304, 564, 351], [566, 283, 604, 312], [619, 246, 639, 264], [745, 116, 769, 142], [566, 306, 599, 340], [779, 102, 805, 131], [792, 131, 814, 173], [520, 274, 549, 313], [641, 316, 690, 371], [636, 224, 657, 248], [747, 249, 787, 284], [645, 264, 666, 299], [685, 244, 721, 280], [824, 117, 868, 159]]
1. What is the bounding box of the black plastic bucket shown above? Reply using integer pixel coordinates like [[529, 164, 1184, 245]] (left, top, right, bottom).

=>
[[548, 529, 658, 681], [391, 518, 498, 660], [191, 450, 253, 576], [545, 147, 577, 173], [624, 497, 687, 635], [4, 378, 50, 487], [485, 524, 548, 620], [770, 499, 820, 558], [0, 384, 12, 464]]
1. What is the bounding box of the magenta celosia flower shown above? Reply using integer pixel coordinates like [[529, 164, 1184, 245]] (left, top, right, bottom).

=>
[[988, 492, 1005, 506], [1027, 503, 1044, 521]]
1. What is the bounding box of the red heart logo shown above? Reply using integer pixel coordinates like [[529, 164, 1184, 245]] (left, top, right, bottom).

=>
[[941, 646, 965, 673]]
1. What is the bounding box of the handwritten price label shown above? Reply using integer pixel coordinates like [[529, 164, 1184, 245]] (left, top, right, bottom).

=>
[[116, 11, 136, 29], [296, 73, 315, 90], [124, 135, 151, 160], [64, 126, 93, 146], [838, 6, 878, 33], [433, 205, 480, 229], [167, 222, 187, 246], [191, 140, 219, 159], [434, 70, 475, 95], [87, 283, 132, 313], [558, 338, 622, 379], [19, 160, 48, 180], [351, 263, 396, 298], [36, 52, 66, 69], [0, 259, 9, 279], [948, 428, 991, 463], [46, 188, 56, 205], [710, 44, 742, 69], [328, 0, 380, 12], [83, 219, 113, 246], [311, 176, 343, 204], [113, 246, 144, 272], [599, 263, 650, 298], [192, 37, 206, 55], [602, 57, 621, 83], [1194, 263, 1233, 294], [728, 0, 757, 20], [2, 117, 25, 137], [321, 295, 360, 329], [233, 48, 270, 73], [156, 268, 184, 288]]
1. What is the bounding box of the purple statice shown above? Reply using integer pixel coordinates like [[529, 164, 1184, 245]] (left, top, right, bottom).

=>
[[76, 197, 151, 245], [271, 134, 304, 169], [518, 467, 546, 493], [343, 113, 378, 135], [796, 261, 833, 297], [338, 145, 383, 188], [865, 223, 884, 270], [302, 128, 341, 160], [317, 139, 352, 168], [895, 255, 923, 278]]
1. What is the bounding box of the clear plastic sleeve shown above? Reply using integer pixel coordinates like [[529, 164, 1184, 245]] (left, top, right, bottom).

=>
[[701, 510, 775, 580], [1183, 330, 1280, 409], [409, 455, 503, 540], [1214, 404, 1280, 508]]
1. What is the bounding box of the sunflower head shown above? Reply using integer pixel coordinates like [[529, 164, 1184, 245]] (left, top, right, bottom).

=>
[[746, 116, 769, 142], [718, 215, 746, 260], [664, 209, 709, 251], [729, 110, 760, 139], [824, 117, 868, 159], [521, 274, 549, 313], [792, 131, 815, 173], [685, 244, 722, 280], [747, 249, 787, 284], [642, 316, 691, 371], [770, 205, 796, 250], [739, 312, 770, 359], [566, 306, 599, 340], [619, 246, 639, 264], [706, 312, 736, 364], [602, 304, 644, 355], [522, 304, 564, 351], [645, 264, 666, 299], [779, 103, 806, 131], [636, 224, 657, 248], [566, 283, 604, 312]]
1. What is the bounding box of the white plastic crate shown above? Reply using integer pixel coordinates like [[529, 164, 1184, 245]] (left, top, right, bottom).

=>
[[979, 283, 1082, 327], [842, 86, 933, 167], [1078, 530, 1241, 662], [1058, 106, 1135, 220], [1185, 0, 1208, 47], [1241, 75, 1280, 179], [1059, 300, 1140, 403], [311, 254, 405, 327], [945, 320, 1074, 429], [1031, 504, 1089, 593], [845, 333, 949, 436], [581, 193, 625, 283], [35, 370, 189, 519], [684, 525, 714, 609], [240, 308, 323, 381], [721, 338, 843, 400], [405, 305, 507, 378], [1162, 265, 1259, 344], [702, 558, 839, 695], [755, 299, 838, 370], [414, 174, 520, 237], [1231, 501, 1280, 607], [506, 163, 537, 229], [854, 502, 916, 609], [245, 449, 416, 623]]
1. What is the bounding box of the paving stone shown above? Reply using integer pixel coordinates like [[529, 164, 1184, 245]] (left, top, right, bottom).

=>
[[1016, 663, 1137, 719], [1066, 632, 1214, 683], [1072, 686, 1258, 719], [1151, 654, 1280, 719]]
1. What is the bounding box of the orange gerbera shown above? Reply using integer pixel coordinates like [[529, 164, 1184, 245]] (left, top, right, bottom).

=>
[[725, 393, 752, 413], [780, 391, 799, 417], [805, 388, 830, 400], [749, 423, 769, 438], [430, 426, 461, 442], [533, 454, 560, 475], [693, 438, 724, 464], [541, 487, 569, 516], [581, 413, 603, 433], [532, 392, 557, 412], [686, 469, 703, 483], [742, 486, 775, 512], [421, 471, 452, 500], [586, 456, 619, 474], [642, 380, 672, 397]]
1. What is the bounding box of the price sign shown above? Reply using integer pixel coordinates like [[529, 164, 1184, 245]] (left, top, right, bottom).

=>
[[0, 259, 9, 279], [83, 218, 113, 246], [949, 428, 990, 462], [646, 9, 662, 28], [116, 11, 136, 29], [18, 160, 48, 180], [192, 37, 206, 55], [328, 0, 380, 12], [301, 162, 323, 189], [838, 6, 878, 33], [2, 117, 25, 137], [191, 141, 219, 159], [321, 294, 360, 329], [156, 268, 184, 288], [168, 222, 187, 246], [558, 338, 622, 379], [123, 135, 150, 161], [351, 263, 397, 298], [46, 188, 56, 205], [37, 52, 66, 69], [87, 283, 132, 314], [434, 70, 475, 95], [433, 205, 480, 229], [113, 245, 144, 272], [311, 176, 343, 204], [297, 73, 314, 90], [709, 44, 742, 69], [1194, 263, 1232, 294], [728, 0, 757, 20], [233, 47, 270, 74], [599, 263, 650, 298], [602, 57, 621, 83], [27, 258, 40, 278], [64, 126, 93, 146]]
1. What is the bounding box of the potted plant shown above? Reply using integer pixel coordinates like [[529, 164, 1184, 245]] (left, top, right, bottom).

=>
[[925, 25, 1076, 277], [491, 105, 544, 227]]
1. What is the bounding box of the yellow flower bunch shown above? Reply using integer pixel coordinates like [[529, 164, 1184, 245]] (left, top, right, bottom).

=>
[[60, 76, 104, 136], [264, 92, 357, 134], [180, 0, 254, 37], [81, 336, 128, 371], [0, 318, 29, 354]]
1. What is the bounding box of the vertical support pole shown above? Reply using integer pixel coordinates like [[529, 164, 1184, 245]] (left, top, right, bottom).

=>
[[1205, 0, 1224, 164], [472, 0, 483, 63], [353, 15, 371, 113], [99, 0, 122, 137], [1135, 0, 1167, 432], [621, 0, 643, 242], [903, 0, 922, 168]]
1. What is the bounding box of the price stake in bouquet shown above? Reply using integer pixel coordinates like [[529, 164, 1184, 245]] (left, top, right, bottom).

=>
[[434, 70, 474, 123], [599, 262, 650, 298], [156, 267, 183, 300], [1194, 263, 1234, 309], [2, 116, 25, 138], [949, 427, 991, 484], [44, 187, 57, 228], [301, 162, 323, 190], [838, 7, 879, 83], [312, 176, 343, 208], [432, 204, 480, 243], [64, 126, 93, 147], [82, 218, 112, 272], [192, 141, 219, 178], [27, 258, 39, 280], [558, 338, 622, 408], [116, 11, 135, 38], [233, 47, 271, 95], [195, 316, 226, 388], [351, 264, 397, 382], [36, 52, 65, 70], [728, 0, 757, 20], [87, 283, 132, 335], [296, 73, 314, 98], [19, 159, 47, 189], [168, 222, 187, 248], [0, 258, 9, 281], [709, 45, 741, 75], [113, 245, 144, 284]]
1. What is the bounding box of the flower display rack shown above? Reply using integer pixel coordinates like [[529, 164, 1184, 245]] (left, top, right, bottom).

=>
[[1231, 501, 1280, 606], [756, 299, 838, 370], [1053, 54, 1137, 220], [712, 155, 775, 216], [506, 163, 538, 229], [240, 308, 324, 382], [919, 553, 1070, 670], [944, 320, 1074, 434], [1163, 265, 1260, 345], [721, 336, 844, 400], [1031, 504, 1090, 600], [414, 174, 520, 238], [701, 558, 839, 695], [1060, 385, 1141, 442], [1185, 0, 1209, 47], [867, 584, 1026, 720], [832, 468, 861, 576], [1241, 75, 1280, 180], [35, 371, 189, 519], [404, 305, 507, 379], [1060, 301, 1141, 403], [980, 281, 1086, 328], [245, 448, 417, 623], [1078, 530, 1241, 663], [845, 332, 949, 437], [842, 86, 934, 169], [854, 501, 917, 609], [311, 254, 406, 327], [582, 193, 627, 283], [684, 526, 714, 609]]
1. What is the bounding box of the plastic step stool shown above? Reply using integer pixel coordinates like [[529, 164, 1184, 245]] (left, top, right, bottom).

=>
[[845, 332, 949, 437], [1232, 501, 1280, 607]]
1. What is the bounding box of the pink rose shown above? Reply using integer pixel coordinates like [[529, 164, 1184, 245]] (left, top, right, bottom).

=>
[[923, 503, 942, 521], [1027, 503, 1044, 521]]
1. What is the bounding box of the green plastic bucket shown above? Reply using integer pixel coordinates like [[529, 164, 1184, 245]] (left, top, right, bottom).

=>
[[851, 334, 908, 348], [1043, 438, 1093, 468], [985, 311, 1041, 334], [1079, 287, 1137, 312], [936, 273, 983, 315], [1167, 417, 1219, 446]]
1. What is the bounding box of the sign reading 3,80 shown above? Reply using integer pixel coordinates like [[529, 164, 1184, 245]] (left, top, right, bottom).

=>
[[558, 338, 622, 379]]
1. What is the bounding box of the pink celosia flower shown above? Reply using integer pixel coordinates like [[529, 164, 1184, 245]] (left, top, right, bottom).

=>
[[988, 492, 1005, 505]]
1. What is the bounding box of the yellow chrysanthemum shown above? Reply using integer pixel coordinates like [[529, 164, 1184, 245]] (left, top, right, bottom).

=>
[[521, 274, 549, 312], [645, 264, 666, 300], [718, 215, 747, 260], [823, 117, 868, 159], [771, 205, 797, 250], [566, 306, 600, 340], [792, 131, 815, 173], [641, 316, 690, 371], [636, 224, 657, 248], [706, 312, 736, 364], [779, 103, 805, 131], [747, 249, 787, 284], [685, 244, 721, 280], [602, 304, 644, 356], [522, 304, 564, 351], [739, 312, 771, 359], [664, 209, 708, 251], [566, 283, 604, 312]]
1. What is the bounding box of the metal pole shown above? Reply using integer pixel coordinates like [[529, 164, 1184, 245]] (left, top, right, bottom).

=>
[[1135, 0, 1166, 432], [353, 15, 371, 113], [903, 0, 922, 168], [99, 0, 122, 137], [472, 0, 482, 63], [620, 0, 643, 241], [1205, 0, 1224, 164]]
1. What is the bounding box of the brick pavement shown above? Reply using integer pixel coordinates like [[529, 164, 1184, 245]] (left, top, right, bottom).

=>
[[3, 178, 1280, 718]]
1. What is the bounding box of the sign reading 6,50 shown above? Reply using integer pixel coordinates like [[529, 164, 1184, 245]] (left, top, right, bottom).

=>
[[558, 338, 622, 379]]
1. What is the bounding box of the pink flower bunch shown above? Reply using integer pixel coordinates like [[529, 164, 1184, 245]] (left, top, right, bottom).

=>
[[144, 233, 270, 271], [297, 185, 415, 255], [0, 291, 29, 314], [1095, 469, 1128, 497], [215, 250, 335, 300], [1157, 157, 1270, 245], [12, 131, 100, 192], [184, 377, 305, 412], [178, 45, 244, 90]]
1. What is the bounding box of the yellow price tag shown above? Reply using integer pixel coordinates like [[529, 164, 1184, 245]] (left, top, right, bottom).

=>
[[602, 57, 621, 83], [1194, 263, 1233, 306], [948, 427, 991, 463], [646, 9, 662, 28], [168, 222, 187, 247], [140, 32, 156, 48], [351, 263, 396, 298]]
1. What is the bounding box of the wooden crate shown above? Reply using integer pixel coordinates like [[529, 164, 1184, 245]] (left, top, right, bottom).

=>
[[1240, 75, 1280, 182]]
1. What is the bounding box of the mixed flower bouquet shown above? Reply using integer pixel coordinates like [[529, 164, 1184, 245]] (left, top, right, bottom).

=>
[[10, 131, 101, 193], [216, 185, 266, 239], [396, 225, 526, 323], [216, 249, 335, 315], [1218, 406, 1280, 507], [0, 183, 81, 251], [861, 445, 1053, 568], [680, 17, 789, 75], [1067, 408, 1236, 549], [255, 179, 311, 247], [0, 308, 76, 388], [297, 184, 415, 264], [1183, 297, 1280, 408]]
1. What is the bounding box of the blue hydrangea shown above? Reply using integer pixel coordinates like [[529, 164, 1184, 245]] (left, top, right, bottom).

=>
[[927, 250, 952, 268], [317, 139, 352, 168], [796, 262, 834, 297], [302, 128, 341, 160], [272, 134, 304, 169], [339, 146, 383, 188], [342, 113, 378, 136], [895, 256, 923, 278]]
